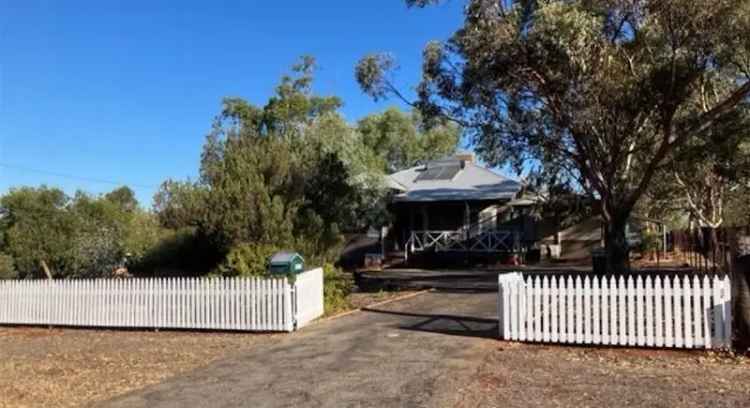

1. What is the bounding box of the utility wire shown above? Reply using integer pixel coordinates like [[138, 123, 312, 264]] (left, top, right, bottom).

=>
[[0, 162, 159, 190]]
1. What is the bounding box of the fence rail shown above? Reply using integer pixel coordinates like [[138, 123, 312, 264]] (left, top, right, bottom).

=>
[[498, 272, 732, 349], [408, 229, 519, 253], [0, 268, 324, 332]]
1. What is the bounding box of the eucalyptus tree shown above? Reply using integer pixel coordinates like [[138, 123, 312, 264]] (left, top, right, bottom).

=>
[[357, 0, 750, 272], [357, 107, 461, 172], [671, 95, 750, 237]]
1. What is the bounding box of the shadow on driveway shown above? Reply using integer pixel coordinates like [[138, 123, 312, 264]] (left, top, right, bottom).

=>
[[362, 307, 499, 339]]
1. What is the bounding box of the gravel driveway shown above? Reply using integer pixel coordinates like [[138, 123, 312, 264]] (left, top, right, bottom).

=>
[[99, 289, 749, 408], [101, 290, 499, 408]]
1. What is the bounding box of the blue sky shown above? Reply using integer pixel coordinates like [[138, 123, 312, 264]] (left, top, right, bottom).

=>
[[0, 1, 466, 205]]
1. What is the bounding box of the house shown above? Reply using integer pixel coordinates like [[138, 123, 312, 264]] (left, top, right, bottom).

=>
[[340, 153, 668, 270], [382, 153, 535, 264]]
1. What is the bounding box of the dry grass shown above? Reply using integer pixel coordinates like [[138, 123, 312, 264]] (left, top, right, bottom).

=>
[[454, 342, 750, 408], [0, 327, 275, 408]]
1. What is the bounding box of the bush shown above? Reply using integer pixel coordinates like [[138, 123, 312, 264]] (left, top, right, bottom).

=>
[[0, 253, 17, 280], [323, 263, 352, 315], [122, 211, 165, 267], [67, 225, 122, 278], [214, 243, 280, 277], [132, 228, 220, 276]]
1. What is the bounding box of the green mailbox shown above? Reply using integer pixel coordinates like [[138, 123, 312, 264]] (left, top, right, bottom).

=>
[[268, 251, 305, 275]]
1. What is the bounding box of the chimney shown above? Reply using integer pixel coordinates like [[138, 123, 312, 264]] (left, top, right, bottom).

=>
[[454, 152, 475, 164]]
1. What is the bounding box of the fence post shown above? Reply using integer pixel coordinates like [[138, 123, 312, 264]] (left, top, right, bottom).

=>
[[497, 276, 505, 339], [284, 278, 293, 332]]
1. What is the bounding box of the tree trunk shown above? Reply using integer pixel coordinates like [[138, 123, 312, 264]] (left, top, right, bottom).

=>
[[699, 226, 720, 259], [604, 215, 631, 274], [40, 260, 53, 280]]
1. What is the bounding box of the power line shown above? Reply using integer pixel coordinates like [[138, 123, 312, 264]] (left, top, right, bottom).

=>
[[0, 162, 159, 190]]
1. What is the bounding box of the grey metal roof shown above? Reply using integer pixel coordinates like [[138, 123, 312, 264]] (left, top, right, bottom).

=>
[[387, 159, 522, 202], [269, 251, 303, 263]]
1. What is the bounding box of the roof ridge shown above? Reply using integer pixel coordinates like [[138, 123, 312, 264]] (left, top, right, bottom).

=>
[[466, 161, 515, 182]]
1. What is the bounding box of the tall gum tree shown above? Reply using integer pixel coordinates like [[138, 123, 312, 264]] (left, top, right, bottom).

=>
[[671, 76, 750, 250], [356, 0, 750, 273]]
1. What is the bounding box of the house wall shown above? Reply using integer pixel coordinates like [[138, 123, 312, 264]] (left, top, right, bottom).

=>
[[537, 215, 658, 261]]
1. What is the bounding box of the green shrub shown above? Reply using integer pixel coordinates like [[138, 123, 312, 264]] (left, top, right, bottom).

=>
[[132, 227, 220, 276], [214, 243, 280, 277], [0, 253, 17, 280], [323, 263, 352, 315]]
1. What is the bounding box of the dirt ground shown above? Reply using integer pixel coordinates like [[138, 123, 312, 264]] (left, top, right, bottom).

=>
[[454, 342, 750, 408], [0, 327, 277, 408]]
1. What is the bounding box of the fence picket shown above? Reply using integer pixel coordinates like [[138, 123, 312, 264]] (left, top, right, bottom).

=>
[[574, 276, 583, 344], [90, 279, 100, 327], [550, 276, 558, 343], [273, 278, 279, 331], [558, 276, 566, 343], [610, 276, 618, 344], [261, 277, 267, 330], [664, 277, 673, 347], [499, 278, 509, 340], [711, 275, 722, 346], [673, 277, 684, 348], [97, 279, 105, 327], [533, 276, 541, 341], [262, 279, 269, 331], [602, 276, 611, 345], [702, 275, 712, 349], [645, 276, 654, 347], [238, 278, 245, 330], [636, 276, 645, 346], [592, 276, 600, 344], [518, 278, 527, 341], [268, 278, 274, 331], [542, 276, 550, 342], [229, 278, 236, 330], [187, 278, 194, 329], [567, 276, 575, 343], [278, 279, 283, 331], [581, 276, 590, 344], [692, 275, 702, 348], [181, 278, 188, 329], [627, 276, 636, 346], [509, 278, 518, 341], [683, 276, 694, 348], [618, 276, 627, 345]]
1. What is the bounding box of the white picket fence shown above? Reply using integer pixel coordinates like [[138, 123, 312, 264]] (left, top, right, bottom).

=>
[[292, 267, 324, 328], [498, 273, 732, 349], [0, 267, 324, 332]]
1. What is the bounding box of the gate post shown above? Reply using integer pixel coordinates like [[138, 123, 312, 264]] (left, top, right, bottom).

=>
[[498, 277, 506, 339]]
